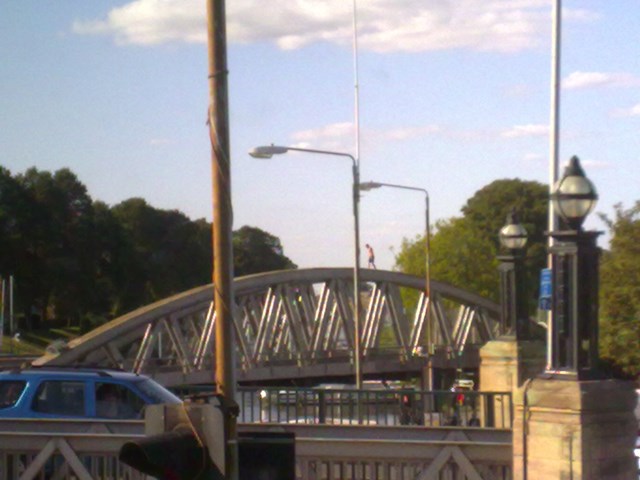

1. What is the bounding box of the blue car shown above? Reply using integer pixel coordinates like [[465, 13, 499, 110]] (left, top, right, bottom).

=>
[[0, 366, 181, 419]]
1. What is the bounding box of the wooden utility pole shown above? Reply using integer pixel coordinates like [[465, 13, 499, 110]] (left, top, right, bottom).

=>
[[206, 0, 238, 478]]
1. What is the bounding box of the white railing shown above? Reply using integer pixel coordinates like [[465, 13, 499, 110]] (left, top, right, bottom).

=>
[[0, 418, 145, 480], [0, 418, 512, 480]]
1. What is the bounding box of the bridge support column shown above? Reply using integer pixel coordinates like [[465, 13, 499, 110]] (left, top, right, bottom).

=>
[[513, 377, 637, 480], [478, 336, 545, 428]]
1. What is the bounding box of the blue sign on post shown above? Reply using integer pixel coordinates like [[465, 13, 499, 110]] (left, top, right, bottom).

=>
[[539, 268, 552, 310]]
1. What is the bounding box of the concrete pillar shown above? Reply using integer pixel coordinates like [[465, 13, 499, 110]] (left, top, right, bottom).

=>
[[480, 337, 637, 479], [479, 336, 546, 428], [513, 378, 637, 480]]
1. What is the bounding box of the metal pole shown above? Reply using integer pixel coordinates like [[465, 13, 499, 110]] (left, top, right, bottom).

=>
[[9, 276, 13, 337], [206, 0, 237, 478], [273, 146, 363, 389], [424, 193, 431, 347], [352, 0, 363, 391], [352, 0, 360, 167], [547, 0, 562, 371], [424, 193, 434, 390], [0, 278, 4, 350], [352, 163, 363, 390]]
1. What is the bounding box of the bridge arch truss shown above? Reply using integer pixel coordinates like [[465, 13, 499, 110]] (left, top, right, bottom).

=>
[[35, 268, 500, 387]]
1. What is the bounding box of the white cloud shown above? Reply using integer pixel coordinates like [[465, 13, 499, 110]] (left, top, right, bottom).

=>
[[72, 0, 588, 53], [72, 0, 206, 46], [578, 159, 610, 170], [562, 8, 600, 23], [612, 103, 640, 118], [501, 124, 548, 138], [562, 71, 640, 90], [381, 125, 441, 141], [290, 122, 355, 152]]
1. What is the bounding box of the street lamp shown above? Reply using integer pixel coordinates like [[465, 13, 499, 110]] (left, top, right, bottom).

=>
[[497, 208, 529, 341], [358, 181, 433, 386], [547, 156, 601, 379], [249, 144, 363, 389], [550, 156, 598, 231]]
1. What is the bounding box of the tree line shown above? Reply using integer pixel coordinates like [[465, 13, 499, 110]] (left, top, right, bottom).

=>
[[394, 178, 640, 377], [0, 167, 296, 332]]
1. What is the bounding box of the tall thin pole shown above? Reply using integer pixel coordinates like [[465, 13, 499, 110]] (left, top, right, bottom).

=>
[[352, 0, 361, 168], [9, 276, 13, 337], [0, 278, 4, 350], [424, 193, 433, 389], [352, 164, 362, 390], [352, 1, 363, 390], [547, 0, 562, 371], [206, 0, 237, 478], [424, 195, 431, 338]]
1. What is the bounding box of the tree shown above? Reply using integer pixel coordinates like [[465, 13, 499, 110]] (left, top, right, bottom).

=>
[[233, 226, 297, 277], [395, 179, 548, 306], [1, 165, 299, 328], [13, 168, 98, 324], [0, 167, 34, 277], [395, 218, 498, 300], [110, 198, 212, 311], [599, 202, 640, 376]]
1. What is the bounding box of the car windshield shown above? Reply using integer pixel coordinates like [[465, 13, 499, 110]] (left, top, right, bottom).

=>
[[0, 380, 26, 409], [135, 378, 181, 404]]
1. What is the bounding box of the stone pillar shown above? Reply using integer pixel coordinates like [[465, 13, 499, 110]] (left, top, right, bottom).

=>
[[512, 377, 637, 480], [479, 336, 545, 428]]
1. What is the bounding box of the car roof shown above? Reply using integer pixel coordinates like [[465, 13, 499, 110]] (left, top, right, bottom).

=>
[[0, 366, 145, 382]]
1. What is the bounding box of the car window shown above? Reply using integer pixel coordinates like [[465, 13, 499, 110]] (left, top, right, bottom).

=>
[[32, 381, 85, 416], [95, 382, 145, 419], [135, 378, 181, 404], [0, 380, 26, 409]]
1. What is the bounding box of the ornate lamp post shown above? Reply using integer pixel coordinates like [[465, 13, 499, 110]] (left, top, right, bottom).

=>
[[547, 156, 600, 379], [498, 208, 529, 339]]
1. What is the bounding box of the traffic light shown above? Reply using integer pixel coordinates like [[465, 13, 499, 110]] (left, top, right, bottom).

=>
[[119, 427, 222, 479], [119, 401, 226, 479]]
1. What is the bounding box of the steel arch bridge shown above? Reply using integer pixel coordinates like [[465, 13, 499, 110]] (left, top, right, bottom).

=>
[[34, 268, 500, 387]]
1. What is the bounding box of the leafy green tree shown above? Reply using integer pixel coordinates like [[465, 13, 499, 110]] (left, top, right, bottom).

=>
[[15, 168, 99, 324], [110, 198, 212, 310], [2, 165, 299, 329], [462, 179, 548, 306], [233, 226, 297, 277], [0, 167, 34, 277], [89, 201, 135, 319], [395, 179, 548, 306], [599, 202, 640, 376]]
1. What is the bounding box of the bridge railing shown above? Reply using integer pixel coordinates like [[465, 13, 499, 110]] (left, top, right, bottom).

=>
[[0, 426, 146, 480], [237, 387, 513, 428]]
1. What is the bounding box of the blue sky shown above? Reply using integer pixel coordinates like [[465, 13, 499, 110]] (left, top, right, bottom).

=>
[[1, 1, 639, 270]]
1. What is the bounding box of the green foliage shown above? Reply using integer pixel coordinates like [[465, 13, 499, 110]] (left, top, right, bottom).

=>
[[395, 178, 548, 306], [111, 198, 213, 313], [233, 226, 297, 276], [599, 202, 640, 377], [431, 217, 499, 300], [0, 167, 297, 331]]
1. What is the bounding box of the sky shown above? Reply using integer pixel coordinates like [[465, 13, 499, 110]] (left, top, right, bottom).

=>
[[1, 1, 639, 271]]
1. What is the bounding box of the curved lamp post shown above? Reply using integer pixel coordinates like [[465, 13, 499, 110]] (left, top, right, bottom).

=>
[[547, 156, 601, 379], [497, 208, 529, 341], [249, 145, 363, 389], [359, 181, 433, 389], [358, 181, 431, 341]]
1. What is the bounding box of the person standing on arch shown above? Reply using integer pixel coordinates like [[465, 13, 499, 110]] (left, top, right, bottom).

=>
[[365, 244, 376, 269]]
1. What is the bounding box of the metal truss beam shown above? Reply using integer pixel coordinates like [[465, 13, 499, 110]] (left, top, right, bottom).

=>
[[34, 268, 500, 386]]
